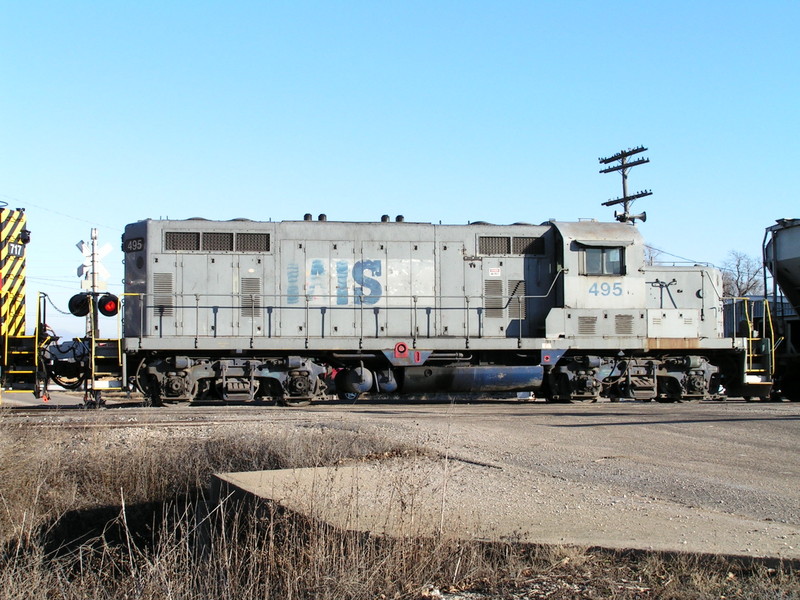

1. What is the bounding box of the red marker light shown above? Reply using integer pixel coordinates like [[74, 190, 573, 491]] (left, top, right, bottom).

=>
[[97, 294, 119, 317]]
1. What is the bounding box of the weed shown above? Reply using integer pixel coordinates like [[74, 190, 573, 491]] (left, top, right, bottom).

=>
[[0, 416, 797, 599]]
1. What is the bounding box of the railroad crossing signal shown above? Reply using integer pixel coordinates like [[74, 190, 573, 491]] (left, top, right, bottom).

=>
[[76, 228, 112, 291], [75, 228, 116, 336], [67, 292, 119, 317]]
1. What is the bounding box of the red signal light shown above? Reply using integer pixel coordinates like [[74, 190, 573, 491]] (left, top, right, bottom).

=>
[[98, 294, 119, 317]]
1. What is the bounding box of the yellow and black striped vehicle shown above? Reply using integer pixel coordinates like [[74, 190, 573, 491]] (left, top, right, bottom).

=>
[[0, 204, 40, 398]]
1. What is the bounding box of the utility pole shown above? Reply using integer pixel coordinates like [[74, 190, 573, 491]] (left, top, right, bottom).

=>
[[89, 229, 99, 337], [76, 228, 111, 337], [599, 146, 652, 223]]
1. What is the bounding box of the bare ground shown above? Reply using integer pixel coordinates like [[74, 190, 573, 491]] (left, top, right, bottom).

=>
[[5, 394, 800, 560]]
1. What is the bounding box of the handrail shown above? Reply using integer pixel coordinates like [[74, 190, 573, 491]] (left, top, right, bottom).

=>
[[730, 296, 774, 377], [763, 298, 776, 377], [118, 269, 566, 342], [122, 293, 554, 340]]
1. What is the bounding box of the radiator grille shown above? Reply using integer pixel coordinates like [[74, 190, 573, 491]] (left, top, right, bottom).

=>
[[152, 272, 174, 316], [165, 232, 200, 251], [512, 237, 545, 255], [484, 279, 504, 318], [615, 314, 635, 335], [578, 316, 597, 335], [240, 277, 262, 318], [203, 232, 233, 251], [163, 231, 270, 252], [479, 236, 510, 255], [508, 280, 527, 319], [237, 233, 270, 252]]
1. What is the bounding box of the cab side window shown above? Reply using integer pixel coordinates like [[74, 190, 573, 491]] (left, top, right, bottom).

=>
[[584, 247, 624, 275]]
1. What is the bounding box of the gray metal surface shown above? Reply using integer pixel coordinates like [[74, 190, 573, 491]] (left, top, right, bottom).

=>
[[122, 217, 731, 353], [766, 218, 800, 313]]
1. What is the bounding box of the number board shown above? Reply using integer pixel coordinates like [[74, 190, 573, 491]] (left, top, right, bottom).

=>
[[124, 238, 145, 253]]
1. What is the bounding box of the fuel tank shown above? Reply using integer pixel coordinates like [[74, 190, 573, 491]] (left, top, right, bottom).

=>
[[401, 365, 544, 393]]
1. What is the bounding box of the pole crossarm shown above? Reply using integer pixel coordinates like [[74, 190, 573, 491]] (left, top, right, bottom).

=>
[[599, 157, 650, 174], [598, 145, 652, 223], [598, 145, 648, 164], [602, 190, 653, 207]]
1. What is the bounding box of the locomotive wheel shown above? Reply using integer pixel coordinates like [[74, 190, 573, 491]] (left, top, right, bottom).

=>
[[338, 391, 361, 401], [133, 357, 164, 406], [133, 357, 152, 395], [142, 386, 164, 407]]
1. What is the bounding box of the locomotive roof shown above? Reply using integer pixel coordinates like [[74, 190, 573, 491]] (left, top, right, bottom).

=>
[[128, 217, 644, 248], [549, 220, 643, 246]]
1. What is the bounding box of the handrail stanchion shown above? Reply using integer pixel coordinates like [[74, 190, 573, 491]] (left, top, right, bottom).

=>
[[464, 295, 470, 347]]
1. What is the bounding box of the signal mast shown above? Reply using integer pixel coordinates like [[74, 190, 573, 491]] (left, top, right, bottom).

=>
[[599, 146, 652, 223]]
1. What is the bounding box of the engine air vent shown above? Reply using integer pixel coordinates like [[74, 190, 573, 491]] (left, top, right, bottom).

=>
[[578, 316, 597, 335], [479, 236, 511, 255], [165, 231, 200, 251], [484, 279, 504, 318], [508, 280, 527, 319], [615, 314, 635, 335], [152, 272, 174, 316], [241, 277, 262, 318], [237, 233, 270, 252], [512, 237, 545, 255], [203, 232, 233, 252]]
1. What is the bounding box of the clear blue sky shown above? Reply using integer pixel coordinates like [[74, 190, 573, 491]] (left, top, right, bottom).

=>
[[2, 1, 798, 336]]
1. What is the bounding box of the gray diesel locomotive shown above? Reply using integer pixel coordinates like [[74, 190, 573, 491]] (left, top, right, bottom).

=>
[[120, 215, 757, 405]]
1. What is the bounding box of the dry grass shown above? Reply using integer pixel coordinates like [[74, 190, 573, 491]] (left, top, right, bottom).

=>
[[0, 414, 797, 599]]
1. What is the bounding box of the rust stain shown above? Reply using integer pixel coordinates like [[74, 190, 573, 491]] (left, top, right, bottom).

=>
[[647, 338, 700, 350]]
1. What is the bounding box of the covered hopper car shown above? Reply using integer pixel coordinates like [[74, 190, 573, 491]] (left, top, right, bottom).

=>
[[764, 218, 800, 400]]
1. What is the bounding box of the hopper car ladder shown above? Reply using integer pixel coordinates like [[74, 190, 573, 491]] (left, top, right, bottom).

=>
[[735, 298, 776, 400]]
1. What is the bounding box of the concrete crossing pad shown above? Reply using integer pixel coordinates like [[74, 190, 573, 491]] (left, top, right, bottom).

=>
[[213, 456, 800, 558]]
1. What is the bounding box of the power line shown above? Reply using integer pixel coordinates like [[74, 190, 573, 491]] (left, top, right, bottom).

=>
[[0, 193, 120, 232], [645, 244, 709, 265]]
